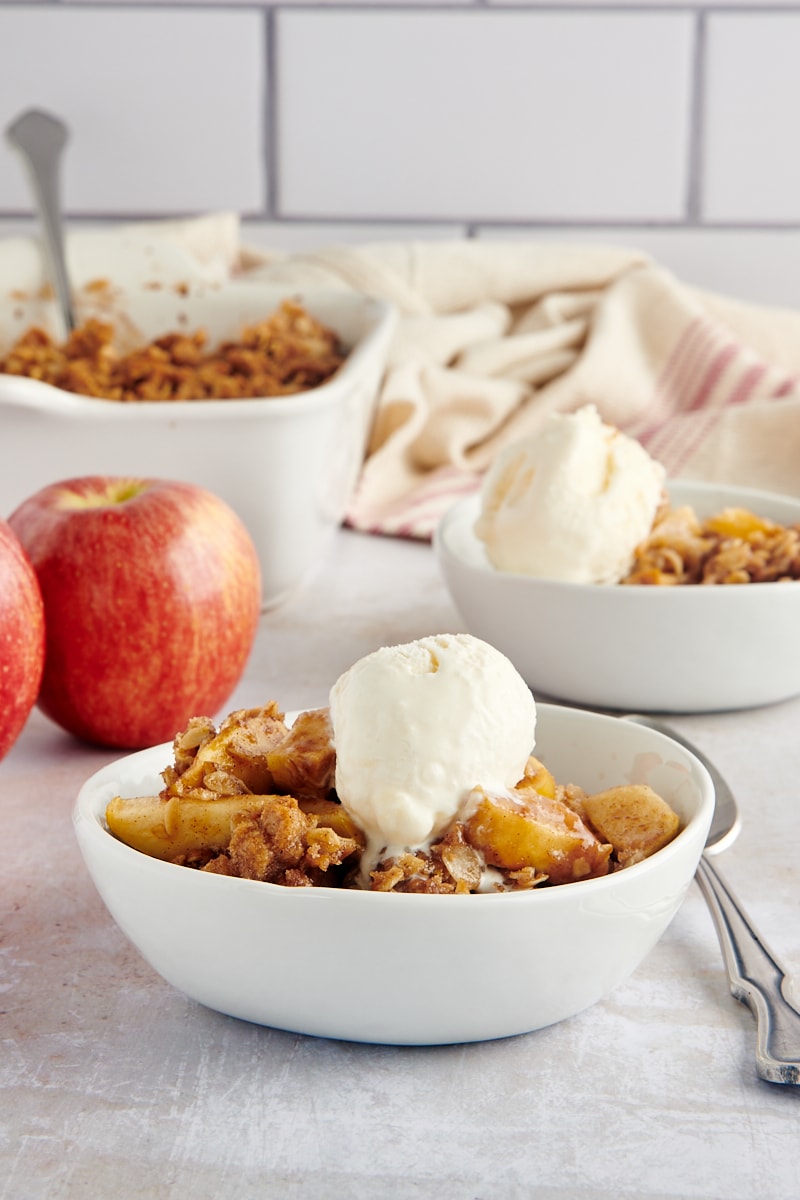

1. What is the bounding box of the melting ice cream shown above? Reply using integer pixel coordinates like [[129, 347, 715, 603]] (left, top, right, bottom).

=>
[[475, 405, 665, 585], [329, 633, 537, 865]]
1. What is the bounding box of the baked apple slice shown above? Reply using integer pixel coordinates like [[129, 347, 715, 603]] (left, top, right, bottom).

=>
[[581, 784, 681, 867], [464, 786, 612, 884]]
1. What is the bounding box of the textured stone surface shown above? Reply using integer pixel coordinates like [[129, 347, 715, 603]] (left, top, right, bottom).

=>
[[3, 529, 799, 1199]]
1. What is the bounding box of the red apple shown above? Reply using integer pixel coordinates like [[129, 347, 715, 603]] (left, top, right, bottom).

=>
[[8, 476, 262, 750], [0, 519, 45, 760]]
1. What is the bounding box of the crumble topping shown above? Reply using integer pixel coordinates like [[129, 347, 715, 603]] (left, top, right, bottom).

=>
[[622, 503, 800, 585], [0, 299, 345, 401]]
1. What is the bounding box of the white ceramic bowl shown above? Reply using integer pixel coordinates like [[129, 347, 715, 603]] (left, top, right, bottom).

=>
[[0, 285, 395, 607], [435, 480, 800, 713], [73, 704, 713, 1045]]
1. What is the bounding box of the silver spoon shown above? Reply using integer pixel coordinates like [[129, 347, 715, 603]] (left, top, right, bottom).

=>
[[625, 714, 800, 1086], [5, 108, 75, 338]]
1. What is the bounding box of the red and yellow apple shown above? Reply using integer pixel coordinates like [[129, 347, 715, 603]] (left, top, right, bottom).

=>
[[9, 476, 262, 750], [0, 518, 45, 760]]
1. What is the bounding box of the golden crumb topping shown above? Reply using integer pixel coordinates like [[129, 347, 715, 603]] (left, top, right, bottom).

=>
[[0, 300, 346, 402], [622, 503, 800, 585]]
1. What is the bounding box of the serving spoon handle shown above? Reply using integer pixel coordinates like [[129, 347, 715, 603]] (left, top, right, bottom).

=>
[[694, 855, 800, 1086], [5, 108, 75, 338]]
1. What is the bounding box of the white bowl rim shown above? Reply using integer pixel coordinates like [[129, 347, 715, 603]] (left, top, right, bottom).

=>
[[73, 702, 715, 907], [0, 292, 396, 422], [435, 479, 800, 595]]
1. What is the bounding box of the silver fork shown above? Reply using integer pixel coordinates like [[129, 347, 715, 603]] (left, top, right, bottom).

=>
[[625, 714, 800, 1086]]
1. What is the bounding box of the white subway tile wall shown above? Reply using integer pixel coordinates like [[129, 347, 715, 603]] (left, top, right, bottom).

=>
[[277, 10, 694, 221], [703, 13, 800, 223], [0, 2, 799, 305], [0, 6, 265, 214]]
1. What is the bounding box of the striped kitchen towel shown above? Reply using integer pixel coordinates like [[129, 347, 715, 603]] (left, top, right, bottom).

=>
[[247, 240, 800, 539]]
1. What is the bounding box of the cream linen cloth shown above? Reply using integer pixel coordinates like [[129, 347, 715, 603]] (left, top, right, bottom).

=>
[[245, 240, 800, 537], [4, 216, 800, 538]]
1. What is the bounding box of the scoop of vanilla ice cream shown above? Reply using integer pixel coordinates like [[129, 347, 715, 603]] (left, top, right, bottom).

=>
[[329, 633, 536, 861], [474, 405, 665, 585]]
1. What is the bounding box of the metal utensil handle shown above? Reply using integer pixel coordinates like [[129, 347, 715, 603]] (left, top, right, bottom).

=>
[[695, 854, 800, 1085], [6, 109, 75, 336]]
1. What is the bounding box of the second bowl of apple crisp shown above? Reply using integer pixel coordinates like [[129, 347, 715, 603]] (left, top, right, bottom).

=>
[[436, 479, 800, 713]]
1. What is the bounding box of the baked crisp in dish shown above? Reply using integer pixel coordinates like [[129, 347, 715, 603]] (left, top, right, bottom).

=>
[[622, 503, 800, 586], [0, 299, 345, 401], [105, 704, 681, 893]]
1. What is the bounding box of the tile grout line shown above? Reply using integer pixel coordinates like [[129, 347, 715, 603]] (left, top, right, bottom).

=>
[[264, 6, 277, 221], [685, 9, 707, 223]]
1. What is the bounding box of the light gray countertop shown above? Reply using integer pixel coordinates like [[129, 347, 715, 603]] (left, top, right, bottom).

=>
[[2, 527, 799, 1200]]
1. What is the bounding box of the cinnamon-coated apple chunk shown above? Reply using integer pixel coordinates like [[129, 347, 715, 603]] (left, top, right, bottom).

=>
[[106, 792, 268, 860], [514, 755, 557, 800], [464, 787, 612, 884], [581, 784, 681, 867], [105, 791, 362, 864], [265, 708, 337, 801], [703, 507, 775, 539]]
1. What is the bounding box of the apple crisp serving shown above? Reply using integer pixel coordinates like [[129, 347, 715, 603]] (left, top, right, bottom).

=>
[[105, 704, 681, 893], [0, 299, 345, 401], [621, 503, 800, 586]]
